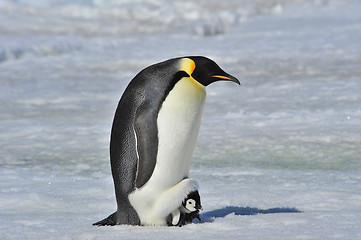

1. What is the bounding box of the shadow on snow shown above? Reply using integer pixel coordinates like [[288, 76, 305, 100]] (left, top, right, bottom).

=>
[[197, 206, 302, 223]]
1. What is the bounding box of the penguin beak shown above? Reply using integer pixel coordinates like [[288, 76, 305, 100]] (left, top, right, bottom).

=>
[[196, 204, 203, 211], [212, 74, 240, 85]]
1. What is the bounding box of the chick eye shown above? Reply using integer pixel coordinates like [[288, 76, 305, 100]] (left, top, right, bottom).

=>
[[188, 201, 192, 204]]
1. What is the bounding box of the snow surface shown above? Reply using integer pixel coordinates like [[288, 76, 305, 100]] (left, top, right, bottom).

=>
[[1, 0, 361, 239]]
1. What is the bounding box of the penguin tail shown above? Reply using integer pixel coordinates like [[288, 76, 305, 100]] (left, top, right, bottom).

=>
[[93, 212, 117, 226]]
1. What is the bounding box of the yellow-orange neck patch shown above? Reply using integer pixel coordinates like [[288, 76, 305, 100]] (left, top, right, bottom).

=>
[[178, 58, 205, 90], [179, 58, 196, 76]]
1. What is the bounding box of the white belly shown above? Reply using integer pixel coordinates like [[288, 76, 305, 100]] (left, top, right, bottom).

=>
[[153, 77, 205, 188], [129, 76, 206, 225]]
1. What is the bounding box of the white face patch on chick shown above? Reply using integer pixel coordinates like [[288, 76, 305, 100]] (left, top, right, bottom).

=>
[[184, 199, 197, 212]]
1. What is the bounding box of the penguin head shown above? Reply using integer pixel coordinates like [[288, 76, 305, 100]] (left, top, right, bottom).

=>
[[182, 191, 203, 212], [183, 199, 198, 212], [180, 56, 240, 87]]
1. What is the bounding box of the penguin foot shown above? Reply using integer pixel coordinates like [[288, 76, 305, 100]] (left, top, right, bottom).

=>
[[93, 209, 141, 226], [93, 212, 117, 226]]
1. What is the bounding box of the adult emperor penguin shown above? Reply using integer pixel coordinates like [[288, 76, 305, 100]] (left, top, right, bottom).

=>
[[93, 56, 239, 226]]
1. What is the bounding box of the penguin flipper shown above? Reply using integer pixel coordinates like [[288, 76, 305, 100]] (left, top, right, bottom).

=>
[[133, 100, 159, 188], [93, 212, 117, 226]]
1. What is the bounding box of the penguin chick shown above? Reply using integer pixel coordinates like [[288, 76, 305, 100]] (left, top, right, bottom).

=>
[[182, 190, 203, 214], [167, 190, 202, 226]]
